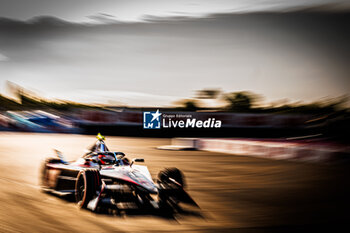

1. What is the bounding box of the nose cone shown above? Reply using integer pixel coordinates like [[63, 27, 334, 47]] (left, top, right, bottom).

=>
[[143, 184, 158, 194], [134, 176, 158, 194], [126, 168, 158, 193]]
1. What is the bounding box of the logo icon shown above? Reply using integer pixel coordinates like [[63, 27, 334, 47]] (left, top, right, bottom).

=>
[[143, 109, 162, 129]]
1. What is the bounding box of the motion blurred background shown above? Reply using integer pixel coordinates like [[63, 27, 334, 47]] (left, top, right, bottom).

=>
[[0, 0, 349, 140], [0, 0, 349, 232]]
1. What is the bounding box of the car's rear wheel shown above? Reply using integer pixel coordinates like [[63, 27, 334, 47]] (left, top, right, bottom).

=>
[[75, 169, 101, 208], [40, 157, 63, 189]]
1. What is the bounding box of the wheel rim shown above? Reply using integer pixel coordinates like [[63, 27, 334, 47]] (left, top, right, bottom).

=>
[[76, 175, 85, 202]]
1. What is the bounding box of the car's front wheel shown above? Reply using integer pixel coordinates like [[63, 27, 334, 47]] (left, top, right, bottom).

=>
[[158, 167, 186, 188], [75, 169, 101, 208]]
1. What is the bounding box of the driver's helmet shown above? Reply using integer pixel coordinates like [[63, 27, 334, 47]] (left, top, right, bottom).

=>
[[97, 153, 115, 165]]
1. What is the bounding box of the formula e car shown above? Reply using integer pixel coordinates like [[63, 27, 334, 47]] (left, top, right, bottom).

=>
[[41, 133, 197, 212]]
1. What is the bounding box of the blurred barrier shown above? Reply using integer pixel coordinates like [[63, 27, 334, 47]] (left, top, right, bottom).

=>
[[164, 138, 350, 163], [76, 109, 313, 129], [3, 110, 78, 133], [1, 109, 348, 139], [74, 109, 320, 137], [157, 138, 198, 150]]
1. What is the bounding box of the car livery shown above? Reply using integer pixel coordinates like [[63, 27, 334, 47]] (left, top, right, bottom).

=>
[[41, 133, 197, 212]]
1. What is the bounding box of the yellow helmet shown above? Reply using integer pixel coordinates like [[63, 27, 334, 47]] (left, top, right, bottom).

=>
[[96, 133, 105, 141]]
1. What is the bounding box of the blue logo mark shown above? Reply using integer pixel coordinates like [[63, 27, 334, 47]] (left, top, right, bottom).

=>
[[143, 109, 162, 129]]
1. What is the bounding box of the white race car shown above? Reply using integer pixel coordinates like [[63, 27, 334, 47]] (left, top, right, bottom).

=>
[[41, 134, 198, 212]]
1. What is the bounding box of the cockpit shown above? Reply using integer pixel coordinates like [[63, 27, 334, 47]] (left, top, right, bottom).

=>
[[84, 151, 130, 166], [82, 133, 130, 166]]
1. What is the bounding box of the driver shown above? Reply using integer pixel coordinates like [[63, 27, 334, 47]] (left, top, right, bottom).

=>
[[97, 153, 115, 165], [98, 154, 107, 165]]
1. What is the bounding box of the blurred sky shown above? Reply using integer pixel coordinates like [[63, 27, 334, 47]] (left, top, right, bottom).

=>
[[0, 0, 349, 106], [0, 0, 349, 22]]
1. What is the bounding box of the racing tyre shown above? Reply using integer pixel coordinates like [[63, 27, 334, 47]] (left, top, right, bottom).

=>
[[158, 167, 186, 188], [75, 169, 101, 208], [41, 157, 63, 189]]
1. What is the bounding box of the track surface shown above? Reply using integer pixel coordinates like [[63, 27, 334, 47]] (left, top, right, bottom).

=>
[[0, 132, 349, 232]]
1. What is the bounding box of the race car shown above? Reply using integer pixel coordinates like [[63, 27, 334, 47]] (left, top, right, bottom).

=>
[[40, 133, 197, 212]]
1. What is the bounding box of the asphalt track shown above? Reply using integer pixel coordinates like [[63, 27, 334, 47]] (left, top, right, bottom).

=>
[[0, 132, 349, 233]]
